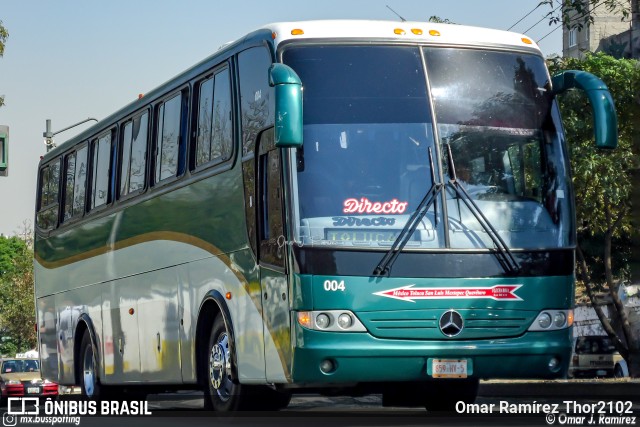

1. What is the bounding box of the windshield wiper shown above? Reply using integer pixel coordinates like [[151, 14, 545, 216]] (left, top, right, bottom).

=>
[[373, 148, 442, 277], [445, 144, 520, 275]]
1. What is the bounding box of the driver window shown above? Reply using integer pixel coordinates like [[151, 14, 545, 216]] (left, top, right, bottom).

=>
[[258, 128, 285, 268]]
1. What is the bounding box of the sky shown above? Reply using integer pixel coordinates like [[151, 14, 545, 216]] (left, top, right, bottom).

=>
[[0, 0, 563, 236]]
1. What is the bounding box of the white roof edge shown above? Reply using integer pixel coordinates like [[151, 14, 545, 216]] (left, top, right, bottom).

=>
[[259, 20, 541, 52]]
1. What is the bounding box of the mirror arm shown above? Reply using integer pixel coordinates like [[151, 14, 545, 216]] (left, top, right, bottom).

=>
[[552, 70, 618, 149]]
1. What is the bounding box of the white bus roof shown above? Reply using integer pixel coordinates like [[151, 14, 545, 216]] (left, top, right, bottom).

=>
[[262, 20, 541, 53]]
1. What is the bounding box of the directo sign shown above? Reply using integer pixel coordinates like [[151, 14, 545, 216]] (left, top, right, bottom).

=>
[[343, 197, 408, 214], [374, 284, 523, 303]]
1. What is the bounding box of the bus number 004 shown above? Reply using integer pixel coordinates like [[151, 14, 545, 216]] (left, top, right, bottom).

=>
[[323, 280, 346, 292]]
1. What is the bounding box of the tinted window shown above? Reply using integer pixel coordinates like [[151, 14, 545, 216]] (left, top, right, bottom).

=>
[[575, 336, 617, 354], [121, 112, 148, 196], [258, 129, 285, 267], [91, 133, 112, 209], [62, 146, 88, 222], [283, 45, 430, 124], [196, 78, 214, 165], [156, 94, 182, 182], [74, 146, 88, 215], [196, 68, 233, 167], [63, 152, 76, 221], [37, 160, 60, 229], [238, 47, 274, 156]]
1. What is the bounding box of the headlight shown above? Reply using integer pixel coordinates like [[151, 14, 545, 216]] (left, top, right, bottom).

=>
[[6, 380, 21, 385], [296, 310, 367, 332], [538, 312, 552, 329], [529, 309, 573, 331]]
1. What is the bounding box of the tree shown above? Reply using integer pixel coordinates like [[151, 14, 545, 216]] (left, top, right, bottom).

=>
[[549, 52, 640, 377], [542, 0, 632, 30], [0, 228, 37, 356], [0, 20, 7, 108], [428, 16, 455, 24]]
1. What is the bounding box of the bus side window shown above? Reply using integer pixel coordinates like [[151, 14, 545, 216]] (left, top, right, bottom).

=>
[[90, 132, 113, 210], [36, 159, 61, 230], [238, 46, 275, 157], [120, 112, 148, 197], [238, 45, 275, 256], [195, 67, 233, 169], [62, 145, 88, 222], [258, 128, 285, 268], [155, 92, 186, 183]]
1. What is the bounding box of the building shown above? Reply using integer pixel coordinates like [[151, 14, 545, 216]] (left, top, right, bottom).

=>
[[563, 0, 639, 59]]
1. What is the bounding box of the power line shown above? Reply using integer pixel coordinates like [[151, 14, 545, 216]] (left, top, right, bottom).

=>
[[523, 3, 562, 34], [507, 3, 543, 31], [537, 24, 562, 43], [536, 1, 607, 44]]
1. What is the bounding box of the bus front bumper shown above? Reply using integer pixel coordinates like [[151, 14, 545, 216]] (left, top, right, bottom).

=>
[[291, 326, 572, 383]]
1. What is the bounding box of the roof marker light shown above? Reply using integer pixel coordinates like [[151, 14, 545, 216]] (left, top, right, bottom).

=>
[[521, 37, 533, 45], [411, 29, 423, 35], [429, 29, 441, 37], [394, 28, 406, 35], [291, 29, 304, 36], [272, 32, 277, 39]]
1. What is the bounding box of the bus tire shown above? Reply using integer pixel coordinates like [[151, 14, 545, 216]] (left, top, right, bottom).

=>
[[203, 313, 249, 411], [79, 330, 101, 399], [79, 330, 113, 400]]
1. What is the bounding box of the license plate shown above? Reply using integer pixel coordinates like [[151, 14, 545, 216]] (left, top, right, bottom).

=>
[[26, 387, 40, 394], [431, 359, 468, 378]]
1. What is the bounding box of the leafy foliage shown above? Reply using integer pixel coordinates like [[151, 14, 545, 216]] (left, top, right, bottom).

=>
[[0, 20, 7, 56], [542, 0, 631, 31], [549, 52, 640, 374], [0, 20, 6, 108], [549, 53, 639, 275], [0, 234, 36, 356]]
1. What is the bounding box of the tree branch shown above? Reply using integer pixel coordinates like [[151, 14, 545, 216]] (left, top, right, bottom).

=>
[[577, 246, 629, 359]]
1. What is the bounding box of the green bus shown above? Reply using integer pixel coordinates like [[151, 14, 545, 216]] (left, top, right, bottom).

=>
[[34, 20, 617, 411]]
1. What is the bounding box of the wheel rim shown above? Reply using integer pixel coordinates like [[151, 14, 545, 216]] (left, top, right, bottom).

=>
[[82, 343, 96, 397], [209, 332, 233, 402]]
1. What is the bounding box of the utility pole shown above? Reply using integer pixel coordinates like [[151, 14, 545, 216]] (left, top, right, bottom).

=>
[[43, 117, 98, 152]]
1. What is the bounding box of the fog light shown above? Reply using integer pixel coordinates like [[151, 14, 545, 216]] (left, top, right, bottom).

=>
[[538, 312, 552, 329], [337, 313, 353, 329], [548, 357, 560, 372], [316, 313, 331, 329], [320, 359, 336, 374], [553, 312, 566, 328]]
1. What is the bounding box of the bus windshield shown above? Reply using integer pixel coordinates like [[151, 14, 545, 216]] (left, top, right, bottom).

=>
[[283, 45, 574, 250]]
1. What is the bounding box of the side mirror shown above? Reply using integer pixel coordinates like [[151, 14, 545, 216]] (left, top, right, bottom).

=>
[[552, 70, 618, 149], [269, 64, 303, 148]]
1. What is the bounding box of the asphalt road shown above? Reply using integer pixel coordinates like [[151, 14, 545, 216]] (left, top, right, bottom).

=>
[[5, 380, 640, 427]]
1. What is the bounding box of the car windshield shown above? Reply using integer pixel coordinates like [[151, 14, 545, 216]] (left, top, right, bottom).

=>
[[283, 44, 573, 250], [575, 336, 617, 355], [1, 359, 40, 373]]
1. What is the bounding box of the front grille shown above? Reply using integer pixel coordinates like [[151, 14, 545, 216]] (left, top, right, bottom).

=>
[[357, 309, 537, 340]]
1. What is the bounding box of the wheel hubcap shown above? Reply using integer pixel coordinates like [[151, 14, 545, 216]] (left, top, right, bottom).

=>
[[209, 332, 233, 402], [82, 344, 96, 397]]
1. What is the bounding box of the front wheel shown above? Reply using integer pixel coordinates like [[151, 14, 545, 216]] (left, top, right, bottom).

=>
[[204, 313, 249, 411]]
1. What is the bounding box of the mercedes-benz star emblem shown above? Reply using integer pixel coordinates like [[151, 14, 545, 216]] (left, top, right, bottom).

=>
[[439, 310, 464, 337]]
